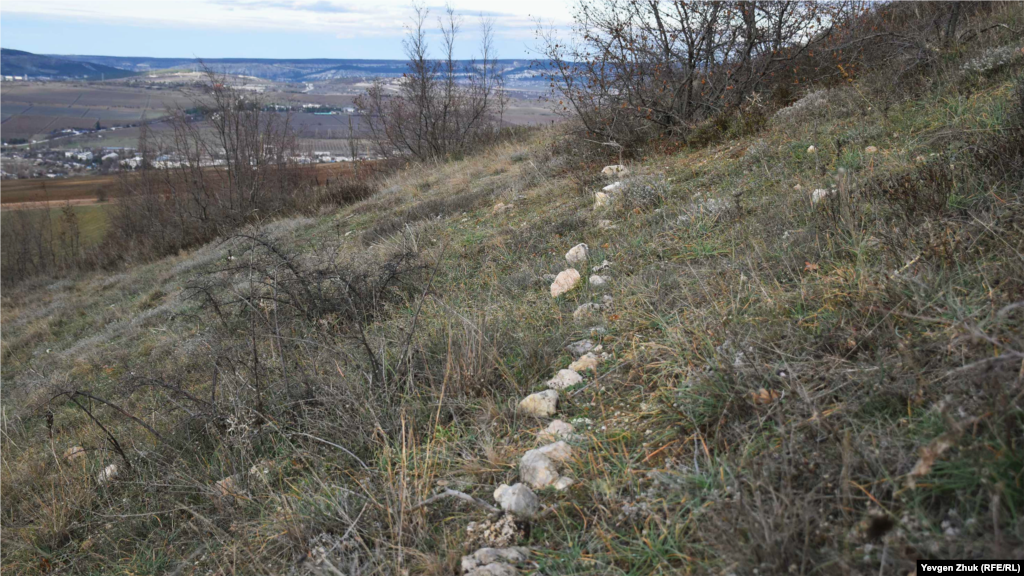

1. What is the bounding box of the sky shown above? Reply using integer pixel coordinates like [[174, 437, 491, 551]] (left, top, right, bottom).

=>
[[0, 0, 574, 60]]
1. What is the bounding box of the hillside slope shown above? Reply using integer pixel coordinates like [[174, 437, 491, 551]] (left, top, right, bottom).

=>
[[2, 46, 1023, 575], [1, 48, 136, 80]]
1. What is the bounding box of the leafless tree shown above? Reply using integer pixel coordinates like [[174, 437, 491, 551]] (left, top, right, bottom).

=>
[[356, 4, 505, 160], [538, 1, 849, 147], [110, 68, 307, 260]]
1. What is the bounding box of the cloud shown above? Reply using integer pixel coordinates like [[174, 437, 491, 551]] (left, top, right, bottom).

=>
[[1, 0, 572, 44], [213, 0, 355, 14]]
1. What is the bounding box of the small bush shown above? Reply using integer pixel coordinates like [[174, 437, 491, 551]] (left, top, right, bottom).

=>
[[618, 175, 669, 214]]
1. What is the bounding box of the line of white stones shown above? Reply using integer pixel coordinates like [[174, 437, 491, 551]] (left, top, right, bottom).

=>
[[463, 236, 616, 576]]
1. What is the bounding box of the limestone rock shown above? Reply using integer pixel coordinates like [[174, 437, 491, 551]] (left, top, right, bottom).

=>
[[566, 339, 596, 356], [466, 515, 524, 548], [550, 269, 581, 297], [533, 440, 573, 462], [594, 192, 611, 209], [97, 463, 119, 485], [520, 442, 573, 489], [519, 451, 558, 489], [553, 477, 575, 491], [603, 181, 622, 193], [63, 446, 86, 463], [811, 188, 834, 204], [569, 353, 600, 373], [462, 547, 530, 574], [601, 164, 628, 177], [565, 243, 589, 264], [573, 303, 601, 322], [493, 483, 539, 518], [546, 369, 582, 390], [537, 419, 576, 443], [589, 275, 607, 286], [466, 563, 517, 576], [518, 390, 558, 418]]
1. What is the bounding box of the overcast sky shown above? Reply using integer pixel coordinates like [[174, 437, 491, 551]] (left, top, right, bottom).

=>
[[1, 0, 573, 59]]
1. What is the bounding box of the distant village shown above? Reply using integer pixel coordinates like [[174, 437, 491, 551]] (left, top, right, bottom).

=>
[[0, 144, 372, 180]]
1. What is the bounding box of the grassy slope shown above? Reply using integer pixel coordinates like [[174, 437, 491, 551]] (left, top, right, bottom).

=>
[[2, 51, 1023, 575]]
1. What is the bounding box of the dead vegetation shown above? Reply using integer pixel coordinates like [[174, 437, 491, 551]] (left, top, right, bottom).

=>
[[2, 3, 1024, 575]]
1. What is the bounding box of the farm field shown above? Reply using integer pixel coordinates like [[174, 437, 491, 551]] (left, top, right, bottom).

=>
[[1, 82, 193, 141], [3, 81, 558, 144], [1, 174, 121, 204], [2, 162, 375, 205], [51, 203, 111, 246], [0, 202, 112, 247]]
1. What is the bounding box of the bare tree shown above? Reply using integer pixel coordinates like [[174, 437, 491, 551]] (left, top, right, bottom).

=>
[[110, 68, 308, 261], [356, 4, 505, 161], [538, 0, 846, 147]]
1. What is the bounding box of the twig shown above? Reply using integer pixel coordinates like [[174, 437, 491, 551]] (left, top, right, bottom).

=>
[[398, 239, 450, 378], [290, 431, 370, 470], [409, 488, 499, 514]]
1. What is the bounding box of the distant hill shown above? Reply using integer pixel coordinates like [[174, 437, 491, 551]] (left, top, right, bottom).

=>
[[46, 54, 553, 84], [1, 48, 136, 80]]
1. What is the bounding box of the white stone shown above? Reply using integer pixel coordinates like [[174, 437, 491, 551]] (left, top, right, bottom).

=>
[[550, 269, 581, 297], [565, 243, 589, 264], [97, 463, 119, 485], [603, 181, 622, 193], [520, 442, 574, 489], [533, 441, 573, 462], [520, 451, 558, 489], [566, 339, 596, 356], [465, 516, 522, 548], [573, 303, 601, 322], [63, 446, 86, 463], [518, 390, 558, 417], [466, 564, 517, 576], [569, 353, 600, 373], [553, 477, 575, 491], [493, 483, 539, 518], [589, 275, 606, 286], [601, 164, 628, 176], [601, 294, 614, 306], [462, 547, 530, 574], [538, 420, 576, 443], [546, 369, 583, 390], [811, 188, 833, 204], [594, 192, 611, 209]]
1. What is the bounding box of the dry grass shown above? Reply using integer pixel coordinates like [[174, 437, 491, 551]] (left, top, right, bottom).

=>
[[2, 24, 1024, 575]]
